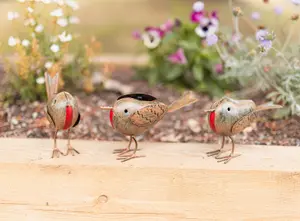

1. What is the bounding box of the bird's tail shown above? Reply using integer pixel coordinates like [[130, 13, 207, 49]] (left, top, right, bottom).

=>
[[168, 91, 198, 113], [254, 103, 283, 112], [45, 72, 59, 101]]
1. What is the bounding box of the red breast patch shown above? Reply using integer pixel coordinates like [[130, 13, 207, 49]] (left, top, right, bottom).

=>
[[63, 105, 73, 130], [109, 109, 114, 128], [208, 111, 216, 132]]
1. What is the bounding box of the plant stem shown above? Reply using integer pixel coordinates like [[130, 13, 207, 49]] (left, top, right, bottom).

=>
[[281, 23, 294, 52], [215, 43, 226, 61], [272, 47, 293, 70], [233, 17, 241, 49]]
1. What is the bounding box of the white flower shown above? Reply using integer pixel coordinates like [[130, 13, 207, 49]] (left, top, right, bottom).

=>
[[65, 0, 79, 10], [42, 0, 52, 3], [27, 7, 34, 13], [142, 30, 161, 49], [69, 16, 80, 24], [193, 1, 204, 12], [195, 17, 219, 38], [24, 18, 36, 26], [45, 61, 53, 69], [57, 18, 68, 27], [35, 24, 44, 33], [8, 11, 19, 21], [22, 39, 30, 47], [8, 36, 20, 47], [50, 8, 63, 17], [58, 31, 72, 42], [50, 44, 60, 53], [36, 76, 45, 85]]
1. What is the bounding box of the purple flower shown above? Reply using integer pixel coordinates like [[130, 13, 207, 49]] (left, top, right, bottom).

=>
[[274, 6, 283, 15], [206, 34, 218, 46], [256, 29, 273, 52], [168, 48, 187, 64], [132, 30, 141, 39], [190, 11, 204, 23], [214, 63, 223, 74], [195, 17, 219, 38], [251, 12, 261, 20]]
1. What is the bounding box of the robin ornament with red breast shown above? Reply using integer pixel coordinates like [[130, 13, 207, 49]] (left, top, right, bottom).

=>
[[205, 96, 282, 164], [100, 91, 198, 162], [45, 73, 81, 158]]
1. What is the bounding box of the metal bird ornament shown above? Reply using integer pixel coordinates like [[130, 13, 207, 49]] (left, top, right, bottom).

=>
[[100, 91, 198, 162], [205, 96, 282, 164], [45, 72, 81, 158]]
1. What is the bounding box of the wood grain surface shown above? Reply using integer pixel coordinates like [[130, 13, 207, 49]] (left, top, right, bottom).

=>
[[0, 138, 299, 220]]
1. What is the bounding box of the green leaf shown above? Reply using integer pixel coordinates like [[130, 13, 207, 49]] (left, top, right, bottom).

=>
[[178, 40, 199, 51], [148, 70, 158, 85], [192, 65, 204, 81], [166, 66, 183, 81]]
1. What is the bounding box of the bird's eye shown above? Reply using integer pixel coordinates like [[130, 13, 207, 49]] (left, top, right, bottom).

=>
[[124, 109, 128, 114], [227, 107, 231, 111]]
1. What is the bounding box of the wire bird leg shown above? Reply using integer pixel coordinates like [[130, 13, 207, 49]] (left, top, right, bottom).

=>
[[65, 129, 80, 156], [116, 137, 145, 162], [215, 136, 241, 164], [206, 136, 225, 157], [51, 130, 64, 158], [113, 136, 134, 156]]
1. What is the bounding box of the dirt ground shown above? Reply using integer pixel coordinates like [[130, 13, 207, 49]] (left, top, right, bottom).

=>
[[1, 66, 300, 147]]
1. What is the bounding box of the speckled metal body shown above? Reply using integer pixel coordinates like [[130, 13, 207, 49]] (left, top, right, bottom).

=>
[[112, 96, 168, 136], [206, 96, 282, 164], [210, 98, 256, 136], [46, 91, 80, 130]]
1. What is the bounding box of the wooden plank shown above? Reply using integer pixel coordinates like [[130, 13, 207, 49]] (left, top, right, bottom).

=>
[[0, 138, 300, 220]]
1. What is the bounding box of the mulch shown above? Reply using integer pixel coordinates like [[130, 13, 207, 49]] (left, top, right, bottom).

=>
[[1, 66, 300, 147]]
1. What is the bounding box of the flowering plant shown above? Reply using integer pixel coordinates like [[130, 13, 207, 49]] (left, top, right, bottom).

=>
[[132, 2, 235, 97], [2, 0, 101, 103], [216, 0, 300, 117]]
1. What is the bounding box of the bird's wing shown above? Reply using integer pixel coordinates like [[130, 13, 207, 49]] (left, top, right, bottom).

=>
[[231, 103, 282, 134], [129, 103, 168, 127], [231, 112, 258, 134]]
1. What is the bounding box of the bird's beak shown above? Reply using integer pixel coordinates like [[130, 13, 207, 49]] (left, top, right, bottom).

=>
[[100, 106, 113, 110], [204, 109, 215, 113]]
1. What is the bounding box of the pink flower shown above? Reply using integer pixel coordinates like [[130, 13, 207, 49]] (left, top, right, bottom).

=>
[[160, 19, 174, 32], [132, 30, 141, 39], [145, 26, 164, 38], [214, 63, 223, 74], [168, 48, 187, 64], [190, 11, 204, 23]]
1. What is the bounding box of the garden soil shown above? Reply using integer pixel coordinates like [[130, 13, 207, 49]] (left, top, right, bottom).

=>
[[1, 66, 300, 146]]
